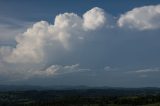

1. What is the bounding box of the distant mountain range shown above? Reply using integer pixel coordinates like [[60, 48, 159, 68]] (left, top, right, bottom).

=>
[[0, 85, 159, 91], [0, 85, 160, 91], [0, 85, 107, 91]]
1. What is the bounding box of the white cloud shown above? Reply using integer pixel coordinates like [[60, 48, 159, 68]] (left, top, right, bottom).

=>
[[83, 7, 106, 30], [118, 4, 160, 30], [54, 13, 83, 29], [1, 7, 108, 64], [3, 21, 51, 63]]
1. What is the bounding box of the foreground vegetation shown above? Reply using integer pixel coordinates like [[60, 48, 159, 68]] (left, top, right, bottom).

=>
[[0, 88, 160, 106]]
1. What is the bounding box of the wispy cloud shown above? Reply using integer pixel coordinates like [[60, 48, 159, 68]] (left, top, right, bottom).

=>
[[135, 68, 160, 73]]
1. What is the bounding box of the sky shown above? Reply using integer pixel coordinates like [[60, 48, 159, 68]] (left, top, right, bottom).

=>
[[0, 0, 160, 87]]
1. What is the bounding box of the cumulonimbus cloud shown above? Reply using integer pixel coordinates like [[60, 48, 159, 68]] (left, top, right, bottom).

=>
[[0, 5, 160, 82], [2, 5, 160, 64], [0, 7, 107, 64]]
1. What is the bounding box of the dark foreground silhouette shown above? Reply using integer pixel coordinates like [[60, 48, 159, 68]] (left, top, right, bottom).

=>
[[0, 87, 160, 106]]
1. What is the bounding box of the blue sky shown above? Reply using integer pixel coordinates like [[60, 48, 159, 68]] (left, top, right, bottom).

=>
[[1, 0, 160, 21], [0, 0, 160, 87]]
